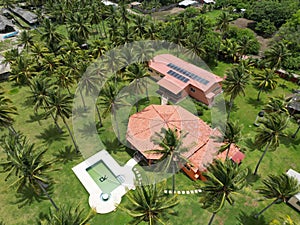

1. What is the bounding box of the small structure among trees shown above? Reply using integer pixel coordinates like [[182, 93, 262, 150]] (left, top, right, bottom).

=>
[[0, 15, 15, 34], [286, 169, 300, 212]]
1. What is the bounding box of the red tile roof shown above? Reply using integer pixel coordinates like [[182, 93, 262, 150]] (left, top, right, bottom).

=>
[[126, 105, 216, 168]]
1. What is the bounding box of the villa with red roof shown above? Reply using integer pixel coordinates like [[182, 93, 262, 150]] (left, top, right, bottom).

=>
[[148, 54, 223, 106], [126, 104, 244, 180]]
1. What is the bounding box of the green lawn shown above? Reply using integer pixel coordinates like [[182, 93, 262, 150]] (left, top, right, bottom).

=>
[[0, 61, 300, 224]]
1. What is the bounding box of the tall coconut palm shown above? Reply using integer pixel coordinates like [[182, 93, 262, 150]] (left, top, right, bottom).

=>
[[253, 113, 289, 175], [47, 91, 79, 152], [223, 64, 251, 119], [124, 63, 150, 112], [39, 204, 94, 225], [67, 13, 91, 45], [146, 128, 189, 195], [254, 173, 299, 218], [131, 15, 149, 40], [40, 18, 64, 52], [264, 42, 291, 70], [0, 90, 18, 135], [199, 160, 248, 225], [0, 134, 58, 210], [30, 42, 49, 67], [216, 12, 231, 38], [118, 182, 178, 225], [254, 69, 278, 101], [9, 55, 35, 85], [17, 30, 34, 52], [27, 77, 62, 131], [219, 120, 242, 159], [264, 95, 289, 115], [98, 82, 127, 141], [2, 48, 20, 65], [54, 66, 75, 94]]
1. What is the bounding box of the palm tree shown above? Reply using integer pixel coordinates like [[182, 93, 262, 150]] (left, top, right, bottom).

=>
[[131, 15, 149, 40], [219, 39, 240, 63], [0, 134, 58, 210], [2, 48, 20, 65], [54, 66, 75, 94], [0, 90, 18, 135], [9, 55, 35, 85], [254, 173, 299, 218], [98, 82, 127, 141], [223, 64, 251, 119], [253, 113, 289, 175], [67, 13, 91, 44], [199, 160, 248, 225], [30, 43, 49, 67], [17, 30, 34, 52], [146, 128, 189, 195], [124, 63, 150, 112], [264, 95, 289, 115], [47, 91, 79, 152], [219, 120, 242, 159], [216, 12, 231, 38], [254, 69, 278, 101], [27, 77, 62, 131], [264, 42, 291, 70], [39, 204, 94, 225], [40, 18, 64, 52], [118, 182, 178, 225]]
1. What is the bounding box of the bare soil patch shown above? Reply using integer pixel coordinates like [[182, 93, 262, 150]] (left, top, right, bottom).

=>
[[231, 18, 272, 56], [152, 7, 184, 20]]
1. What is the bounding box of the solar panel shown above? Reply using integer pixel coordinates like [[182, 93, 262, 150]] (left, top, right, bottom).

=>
[[167, 63, 209, 85], [167, 70, 189, 83]]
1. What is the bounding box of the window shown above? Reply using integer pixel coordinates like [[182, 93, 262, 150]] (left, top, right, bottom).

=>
[[190, 87, 196, 92], [296, 200, 300, 207]]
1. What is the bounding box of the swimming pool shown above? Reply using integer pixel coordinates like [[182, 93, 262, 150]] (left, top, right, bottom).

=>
[[72, 150, 137, 213], [86, 160, 120, 194]]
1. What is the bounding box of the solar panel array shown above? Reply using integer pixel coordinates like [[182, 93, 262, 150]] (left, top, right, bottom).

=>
[[167, 63, 209, 85], [167, 70, 189, 83]]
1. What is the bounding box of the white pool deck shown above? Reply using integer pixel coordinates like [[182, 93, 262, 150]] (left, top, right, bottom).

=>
[[72, 150, 137, 214]]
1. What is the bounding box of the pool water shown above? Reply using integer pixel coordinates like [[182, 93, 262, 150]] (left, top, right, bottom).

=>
[[86, 161, 121, 194]]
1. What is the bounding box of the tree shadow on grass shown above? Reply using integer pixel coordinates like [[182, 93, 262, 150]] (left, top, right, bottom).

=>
[[72, 105, 89, 119], [35, 124, 68, 145], [236, 210, 268, 225], [243, 137, 257, 152], [26, 112, 47, 124], [102, 137, 126, 154], [280, 134, 300, 149], [77, 121, 98, 139], [11, 184, 53, 209], [245, 167, 260, 186], [53, 145, 80, 164], [21, 98, 34, 108], [246, 96, 264, 109]]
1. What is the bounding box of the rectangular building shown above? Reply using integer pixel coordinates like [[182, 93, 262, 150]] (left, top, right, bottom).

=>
[[148, 54, 223, 106]]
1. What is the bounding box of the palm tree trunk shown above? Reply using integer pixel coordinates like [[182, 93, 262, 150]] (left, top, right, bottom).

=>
[[227, 96, 234, 120], [226, 143, 231, 160], [62, 117, 79, 153], [172, 161, 176, 195], [95, 104, 103, 128], [208, 212, 217, 225], [254, 142, 271, 175], [112, 107, 121, 141], [291, 124, 300, 138], [80, 90, 87, 110], [257, 89, 262, 101], [49, 112, 63, 133], [36, 180, 59, 211], [254, 198, 280, 219]]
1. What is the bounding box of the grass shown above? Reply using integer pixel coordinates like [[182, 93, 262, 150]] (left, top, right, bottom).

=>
[[0, 61, 300, 225]]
